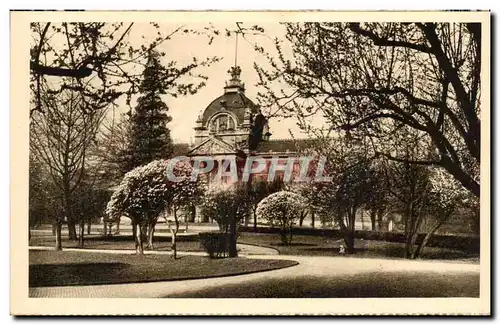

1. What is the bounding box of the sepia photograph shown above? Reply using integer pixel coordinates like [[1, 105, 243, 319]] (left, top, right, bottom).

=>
[[10, 10, 490, 316]]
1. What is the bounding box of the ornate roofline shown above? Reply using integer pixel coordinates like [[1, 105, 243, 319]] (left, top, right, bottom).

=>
[[187, 135, 235, 155], [206, 111, 239, 128]]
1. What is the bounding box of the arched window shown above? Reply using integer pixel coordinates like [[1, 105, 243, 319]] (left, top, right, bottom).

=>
[[209, 113, 236, 133]]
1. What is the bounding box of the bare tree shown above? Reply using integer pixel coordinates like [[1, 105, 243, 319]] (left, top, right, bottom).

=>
[[30, 22, 220, 116], [30, 84, 106, 246], [254, 22, 481, 197], [90, 113, 134, 234], [380, 129, 433, 258]]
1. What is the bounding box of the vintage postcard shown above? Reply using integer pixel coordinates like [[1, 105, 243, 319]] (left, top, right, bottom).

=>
[[11, 10, 490, 316]]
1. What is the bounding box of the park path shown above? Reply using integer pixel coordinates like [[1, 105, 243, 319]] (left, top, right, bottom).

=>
[[29, 242, 279, 256], [29, 253, 479, 298]]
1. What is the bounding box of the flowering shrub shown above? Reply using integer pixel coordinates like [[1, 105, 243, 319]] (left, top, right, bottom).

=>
[[106, 159, 203, 219], [256, 191, 305, 245], [106, 158, 204, 254]]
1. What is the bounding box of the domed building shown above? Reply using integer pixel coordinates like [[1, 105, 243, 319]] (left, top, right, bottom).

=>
[[175, 65, 308, 183], [189, 66, 270, 154]]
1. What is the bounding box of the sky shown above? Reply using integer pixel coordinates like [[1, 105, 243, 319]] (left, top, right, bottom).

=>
[[121, 22, 317, 144]]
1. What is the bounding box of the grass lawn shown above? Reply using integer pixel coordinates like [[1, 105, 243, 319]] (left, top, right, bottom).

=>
[[167, 271, 479, 298], [238, 233, 342, 256], [238, 232, 479, 261], [29, 250, 298, 287], [29, 234, 203, 252], [30, 232, 479, 262]]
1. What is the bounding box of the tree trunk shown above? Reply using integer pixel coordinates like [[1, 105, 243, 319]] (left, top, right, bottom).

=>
[[189, 205, 196, 223], [377, 210, 383, 231], [404, 229, 419, 259], [279, 219, 289, 246], [471, 209, 480, 235], [370, 210, 377, 231], [253, 208, 258, 231], [115, 217, 120, 235], [339, 210, 356, 254], [228, 216, 238, 257], [311, 211, 315, 228], [170, 229, 177, 259], [55, 222, 62, 251], [299, 212, 306, 227], [413, 215, 449, 258], [403, 203, 412, 258], [349, 208, 356, 252], [409, 232, 419, 259], [87, 221, 91, 235], [344, 233, 355, 253], [288, 223, 293, 244], [132, 220, 137, 243], [78, 219, 85, 248], [280, 231, 288, 246], [168, 208, 179, 259], [134, 221, 144, 254], [67, 219, 78, 240], [407, 205, 426, 259], [146, 220, 156, 250]]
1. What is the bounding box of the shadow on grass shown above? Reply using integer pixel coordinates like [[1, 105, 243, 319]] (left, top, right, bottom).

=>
[[29, 250, 299, 287], [167, 272, 480, 298]]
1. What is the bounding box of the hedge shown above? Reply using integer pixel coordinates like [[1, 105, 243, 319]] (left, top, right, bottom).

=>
[[199, 232, 230, 258], [239, 226, 479, 253]]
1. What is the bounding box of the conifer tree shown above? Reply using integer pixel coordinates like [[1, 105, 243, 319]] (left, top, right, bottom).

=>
[[124, 50, 174, 172]]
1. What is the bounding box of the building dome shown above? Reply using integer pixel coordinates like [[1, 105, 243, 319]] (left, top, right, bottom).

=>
[[200, 66, 259, 127], [191, 66, 271, 153], [201, 92, 259, 127]]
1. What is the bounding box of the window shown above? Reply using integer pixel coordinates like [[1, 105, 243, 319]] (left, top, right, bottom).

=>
[[209, 113, 236, 133]]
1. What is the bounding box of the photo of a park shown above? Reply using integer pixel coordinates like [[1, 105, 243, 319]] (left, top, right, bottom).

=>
[[24, 16, 485, 306]]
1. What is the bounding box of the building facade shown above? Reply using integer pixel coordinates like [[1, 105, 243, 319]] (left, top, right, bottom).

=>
[[174, 66, 308, 184]]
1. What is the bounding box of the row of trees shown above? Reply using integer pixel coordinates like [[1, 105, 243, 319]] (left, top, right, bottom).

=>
[[254, 133, 477, 258], [246, 21, 481, 258], [29, 22, 219, 248], [254, 22, 481, 198], [103, 136, 476, 260], [104, 161, 287, 258]]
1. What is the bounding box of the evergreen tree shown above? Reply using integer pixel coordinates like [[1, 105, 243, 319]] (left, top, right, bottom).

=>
[[124, 50, 174, 172]]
